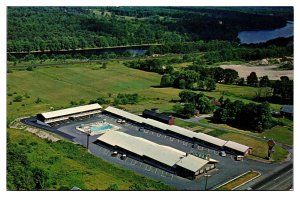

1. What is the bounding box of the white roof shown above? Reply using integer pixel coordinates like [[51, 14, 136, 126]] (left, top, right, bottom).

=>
[[97, 131, 211, 169], [194, 132, 227, 147], [105, 106, 145, 123], [224, 141, 250, 153], [144, 118, 170, 131], [104, 106, 248, 152], [176, 154, 209, 172], [41, 103, 102, 119], [168, 125, 196, 138]]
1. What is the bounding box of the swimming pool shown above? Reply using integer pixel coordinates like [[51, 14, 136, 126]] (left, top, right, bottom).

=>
[[91, 124, 113, 132]]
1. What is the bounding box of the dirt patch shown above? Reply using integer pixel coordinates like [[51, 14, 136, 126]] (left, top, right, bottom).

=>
[[220, 64, 293, 80]]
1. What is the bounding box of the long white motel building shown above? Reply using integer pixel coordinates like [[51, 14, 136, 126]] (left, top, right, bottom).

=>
[[97, 130, 218, 178], [104, 106, 252, 156]]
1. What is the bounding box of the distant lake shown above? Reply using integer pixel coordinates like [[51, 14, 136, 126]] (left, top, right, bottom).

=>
[[238, 21, 294, 44]]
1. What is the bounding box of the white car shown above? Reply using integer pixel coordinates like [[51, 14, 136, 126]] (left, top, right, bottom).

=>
[[219, 151, 226, 157], [121, 120, 126, 124], [235, 155, 244, 161], [121, 154, 127, 160], [117, 119, 122, 123], [111, 151, 118, 156]]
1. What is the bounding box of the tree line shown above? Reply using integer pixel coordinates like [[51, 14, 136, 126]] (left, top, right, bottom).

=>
[[213, 97, 272, 132], [8, 7, 291, 53]]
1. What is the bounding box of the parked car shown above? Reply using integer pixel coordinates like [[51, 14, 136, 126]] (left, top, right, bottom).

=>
[[219, 151, 226, 157], [117, 119, 122, 123], [235, 155, 244, 161], [111, 151, 118, 157], [121, 120, 126, 124], [139, 127, 145, 132], [121, 154, 127, 160]]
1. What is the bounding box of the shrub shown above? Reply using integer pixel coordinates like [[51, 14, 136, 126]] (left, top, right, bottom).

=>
[[26, 66, 33, 71], [13, 95, 23, 102]]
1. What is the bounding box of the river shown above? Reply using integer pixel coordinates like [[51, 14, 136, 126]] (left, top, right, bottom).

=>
[[9, 46, 149, 59], [238, 21, 294, 44]]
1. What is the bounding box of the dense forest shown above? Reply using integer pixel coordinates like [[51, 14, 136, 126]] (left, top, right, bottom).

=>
[[7, 7, 292, 52]]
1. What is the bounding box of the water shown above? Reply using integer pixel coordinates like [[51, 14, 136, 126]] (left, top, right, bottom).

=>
[[9, 46, 149, 59], [91, 124, 113, 132], [238, 21, 294, 44]]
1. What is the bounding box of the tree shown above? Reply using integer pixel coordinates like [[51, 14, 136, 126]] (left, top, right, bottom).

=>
[[205, 78, 216, 91], [237, 77, 245, 86], [247, 72, 258, 87], [223, 69, 238, 84], [179, 79, 186, 89], [160, 74, 174, 87], [213, 108, 229, 123], [179, 90, 197, 103], [181, 103, 196, 118], [165, 65, 174, 74], [197, 96, 214, 114], [259, 75, 270, 87], [173, 103, 183, 115]]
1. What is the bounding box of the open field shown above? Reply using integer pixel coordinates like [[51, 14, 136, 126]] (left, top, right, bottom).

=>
[[220, 64, 293, 80], [8, 128, 174, 190], [8, 60, 282, 122]]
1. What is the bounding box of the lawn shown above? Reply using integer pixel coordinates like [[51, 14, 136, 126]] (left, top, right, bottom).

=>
[[8, 128, 175, 190], [216, 132, 288, 162], [199, 118, 293, 146], [263, 126, 293, 146], [174, 119, 200, 128]]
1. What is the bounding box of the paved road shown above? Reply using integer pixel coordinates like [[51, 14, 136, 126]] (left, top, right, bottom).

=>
[[255, 168, 293, 190]]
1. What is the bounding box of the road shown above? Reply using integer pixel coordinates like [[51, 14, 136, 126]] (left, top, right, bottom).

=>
[[252, 164, 293, 191], [255, 168, 293, 190]]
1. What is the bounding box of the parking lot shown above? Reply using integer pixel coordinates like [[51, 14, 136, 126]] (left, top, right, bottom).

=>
[[90, 141, 176, 182]]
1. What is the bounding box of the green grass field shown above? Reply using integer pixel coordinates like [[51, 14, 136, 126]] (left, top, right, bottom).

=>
[[200, 117, 293, 146], [8, 128, 174, 190]]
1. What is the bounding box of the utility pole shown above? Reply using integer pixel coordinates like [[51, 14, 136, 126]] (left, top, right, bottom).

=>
[[204, 173, 211, 190], [86, 129, 91, 150]]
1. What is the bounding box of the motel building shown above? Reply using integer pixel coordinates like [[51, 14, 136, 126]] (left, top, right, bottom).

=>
[[97, 130, 218, 179], [103, 106, 252, 156], [36, 103, 102, 126]]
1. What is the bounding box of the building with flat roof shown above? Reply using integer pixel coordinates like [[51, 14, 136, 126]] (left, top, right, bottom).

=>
[[223, 141, 252, 156], [143, 109, 175, 125], [97, 130, 218, 178], [103, 106, 251, 156], [37, 103, 102, 124]]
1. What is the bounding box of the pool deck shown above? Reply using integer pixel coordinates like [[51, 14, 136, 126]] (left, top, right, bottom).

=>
[[76, 121, 120, 136]]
